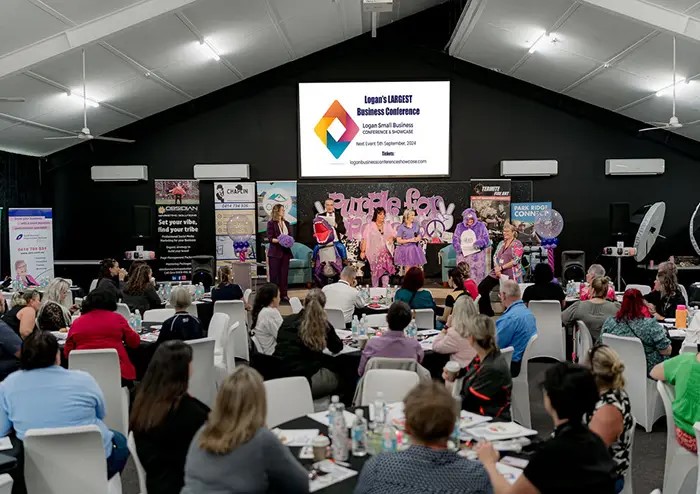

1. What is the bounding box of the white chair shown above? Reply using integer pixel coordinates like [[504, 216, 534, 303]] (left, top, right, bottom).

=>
[[115, 303, 131, 321], [24, 425, 122, 494], [414, 308, 434, 329], [89, 279, 98, 292], [0, 474, 11, 494], [243, 288, 252, 304], [626, 284, 651, 296], [575, 321, 594, 364], [127, 432, 147, 494], [207, 313, 230, 357], [213, 301, 249, 361], [363, 313, 388, 327], [681, 343, 698, 354], [528, 300, 565, 362], [693, 422, 700, 494], [602, 334, 665, 432], [657, 381, 697, 494], [142, 308, 175, 323], [325, 308, 346, 330], [223, 322, 240, 373], [68, 349, 128, 435], [621, 418, 636, 494], [511, 334, 538, 428], [360, 369, 419, 406], [264, 377, 314, 427], [501, 346, 514, 368], [289, 297, 303, 314], [680, 284, 689, 305], [369, 287, 387, 298], [188, 338, 216, 407]]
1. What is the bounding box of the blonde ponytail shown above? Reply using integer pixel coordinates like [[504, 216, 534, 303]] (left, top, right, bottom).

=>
[[589, 345, 625, 390], [301, 289, 328, 352]]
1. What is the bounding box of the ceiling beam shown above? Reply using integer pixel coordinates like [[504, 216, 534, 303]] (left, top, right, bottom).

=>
[[580, 0, 700, 43], [0, 0, 206, 80]]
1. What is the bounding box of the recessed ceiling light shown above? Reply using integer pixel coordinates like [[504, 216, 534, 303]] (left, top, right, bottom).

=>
[[655, 79, 692, 97], [528, 32, 557, 54], [64, 91, 99, 108], [199, 38, 220, 61]]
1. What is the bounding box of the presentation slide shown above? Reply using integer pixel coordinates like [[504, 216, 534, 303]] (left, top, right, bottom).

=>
[[299, 81, 450, 178]]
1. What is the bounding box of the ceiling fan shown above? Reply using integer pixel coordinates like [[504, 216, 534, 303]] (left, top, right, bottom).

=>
[[45, 49, 134, 144], [640, 36, 698, 133], [0, 97, 25, 102]]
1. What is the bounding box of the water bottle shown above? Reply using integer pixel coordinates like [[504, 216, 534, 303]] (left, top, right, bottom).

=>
[[329, 396, 349, 461], [351, 316, 359, 338], [351, 409, 368, 457], [372, 391, 386, 426], [406, 319, 417, 338], [128, 313, 136, 331], [381, 419, 397, 453], [134, 311, 142, 332], [449, 399, 462, 451], [359, 315, 367, 336], [165, 283, 172, 298]]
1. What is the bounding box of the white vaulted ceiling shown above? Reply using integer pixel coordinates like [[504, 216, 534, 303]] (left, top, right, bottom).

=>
[[449, 0, 700, 142], [0, 0, 445, 156]]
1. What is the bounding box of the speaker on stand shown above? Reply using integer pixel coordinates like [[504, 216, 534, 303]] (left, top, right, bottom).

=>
[[561, 250, 585, 284], [608, 203, 631, 286], [191, 256, 215, 291]]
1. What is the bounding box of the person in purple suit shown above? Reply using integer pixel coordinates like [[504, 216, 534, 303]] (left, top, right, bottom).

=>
[[394, 209, 427, 274], [266, 204, 292, 302]]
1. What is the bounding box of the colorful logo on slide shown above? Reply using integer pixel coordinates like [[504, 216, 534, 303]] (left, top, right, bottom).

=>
[[314, 100, 359, 159]]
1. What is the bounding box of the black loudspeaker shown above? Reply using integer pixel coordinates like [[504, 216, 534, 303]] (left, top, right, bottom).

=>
[[191, 255, 215, 291], [562, 250, 586, 284], [133, 205, 152, 238], [609, 203, 631, 240]]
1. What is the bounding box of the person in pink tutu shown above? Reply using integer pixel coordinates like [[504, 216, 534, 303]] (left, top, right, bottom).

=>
[[394, 209, 427, 274], [360, 207, 396, 287]]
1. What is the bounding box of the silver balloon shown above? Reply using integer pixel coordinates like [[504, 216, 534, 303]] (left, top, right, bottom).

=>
[[534, 209, 564, 238]]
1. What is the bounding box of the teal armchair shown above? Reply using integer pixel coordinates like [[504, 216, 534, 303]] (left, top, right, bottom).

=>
[[289, 243, 313, 286], [439, 244, 457, 284]]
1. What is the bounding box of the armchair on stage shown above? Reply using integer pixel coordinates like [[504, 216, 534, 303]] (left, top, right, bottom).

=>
[[289, 243, 313, 286], [438, 245, 457, 284]]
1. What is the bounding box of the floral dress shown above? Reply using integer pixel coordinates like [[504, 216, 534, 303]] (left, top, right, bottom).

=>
[[492, 239, 524, 282], [362, 221, 396, 287]]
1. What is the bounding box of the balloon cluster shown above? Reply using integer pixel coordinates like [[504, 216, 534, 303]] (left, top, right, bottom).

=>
[[540, 237, 559, 249], [232, 236, 250, 261]]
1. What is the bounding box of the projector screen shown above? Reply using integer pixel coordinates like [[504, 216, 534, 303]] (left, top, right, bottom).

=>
[[299, 81, 450, 178]]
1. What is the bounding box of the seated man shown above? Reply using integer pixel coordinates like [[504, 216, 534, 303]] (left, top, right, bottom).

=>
[[358, 301, 423, 376], [322, 266, 363, 326], [496, 280, 537, 378], [355, 381, 492, 494]]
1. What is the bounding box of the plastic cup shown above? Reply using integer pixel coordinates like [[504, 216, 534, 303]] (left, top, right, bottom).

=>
[[312, 435, 330, 462]]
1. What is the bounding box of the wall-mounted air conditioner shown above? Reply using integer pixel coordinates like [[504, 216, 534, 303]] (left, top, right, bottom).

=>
[[605, 159, 665, 176], [91, 165, 148, 182], [500, 160, 558, 177], [193, 164, 250, 181]]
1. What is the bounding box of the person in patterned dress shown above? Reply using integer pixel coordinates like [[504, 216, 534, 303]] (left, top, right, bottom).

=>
[[477, 222, 524, 317], [586, 345, 634, 494]]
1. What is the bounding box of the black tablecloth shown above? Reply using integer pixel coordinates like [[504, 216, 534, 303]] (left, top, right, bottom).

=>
[[280, 416, 367, 493]]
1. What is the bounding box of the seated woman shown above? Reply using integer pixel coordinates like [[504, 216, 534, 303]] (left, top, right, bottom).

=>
[[562, 276, 619, 341], [522, 263, 565, 308], [587, 345, 634, 494], [580, 264, 615, 301], [651, 352, 700, 453], [2, 290, 40, 339], [437, 268, 469, 327], [354, 381, 491, 494], [273, 289, 343, 398], [36, 277, 74, 333], [478, 362, 616, 494], [444, 315, 512, 420], [211, 265, 244, 303], [358, 301, 424, 376], [0, 331, 129, 480], [432, 296, 479, 367], [96, 258, 126, 299], [181, 367, 309, 494], [457, 262, 479, 300], [157, 287, 203, 345], [394, 267, 438, 310], [131, 341, 210, 494], [65, 289, 141, 387], [251, 283, 283, 356], [644, 270, 686, 321], [0, 321, 21, 382], [122, 264, 162, 316], [601, 289, 671, 375]]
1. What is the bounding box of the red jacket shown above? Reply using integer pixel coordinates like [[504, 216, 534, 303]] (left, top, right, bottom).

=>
[[64, 309, 141, 380]]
